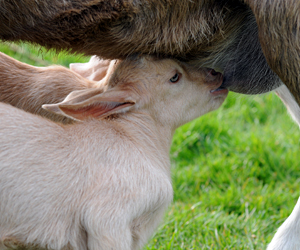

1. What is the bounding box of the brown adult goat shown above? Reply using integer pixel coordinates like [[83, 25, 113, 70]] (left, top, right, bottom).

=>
[[0, 0, 299, 104]]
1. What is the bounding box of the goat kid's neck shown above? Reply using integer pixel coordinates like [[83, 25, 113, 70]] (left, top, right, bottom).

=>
[[66, 112, 173, 175]]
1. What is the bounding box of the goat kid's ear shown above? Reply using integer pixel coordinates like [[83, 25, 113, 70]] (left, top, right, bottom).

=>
[[42, 88, 136, 121], [69, 56, 111, 81]]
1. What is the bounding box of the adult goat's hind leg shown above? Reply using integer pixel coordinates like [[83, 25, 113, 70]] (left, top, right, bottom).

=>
[[244, 0, 300, 105], [267, 197, 300, 250], [275, 85, 300, 127]]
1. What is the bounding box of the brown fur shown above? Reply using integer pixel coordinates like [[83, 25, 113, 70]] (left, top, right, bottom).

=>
[[244, 0, 300, 104], [1, 0, 298, 103], [0, 1, 242, 59]]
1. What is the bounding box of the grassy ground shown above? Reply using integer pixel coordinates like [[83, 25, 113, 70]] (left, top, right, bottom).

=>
[[1, 43, 299, 250]]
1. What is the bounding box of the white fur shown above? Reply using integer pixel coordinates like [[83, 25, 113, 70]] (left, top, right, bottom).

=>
[[267, 198, 300, 250], [69, 60, 300, 250], [267, 85, 300, 250], [275, 85, 300, 127], [0, 56, 226, 250], [70, 56, 114, 82]]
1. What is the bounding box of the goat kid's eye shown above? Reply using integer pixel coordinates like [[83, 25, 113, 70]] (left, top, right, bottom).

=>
[[169, 73, 181, 83]]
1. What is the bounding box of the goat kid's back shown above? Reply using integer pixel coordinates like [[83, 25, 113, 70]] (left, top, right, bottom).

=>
[[0, 52, 114, 123]]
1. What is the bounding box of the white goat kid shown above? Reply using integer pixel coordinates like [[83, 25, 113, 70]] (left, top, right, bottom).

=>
[[0, 56, 227, 250]]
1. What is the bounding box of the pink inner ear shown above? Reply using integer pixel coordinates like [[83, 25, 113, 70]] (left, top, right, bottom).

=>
[[60, 102, 134, 120]]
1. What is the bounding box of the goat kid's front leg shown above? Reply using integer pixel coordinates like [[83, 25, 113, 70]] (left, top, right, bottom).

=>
[[86, 227, 134, 250], [267, 197, 300, 250], [0, 237, 38, 250]]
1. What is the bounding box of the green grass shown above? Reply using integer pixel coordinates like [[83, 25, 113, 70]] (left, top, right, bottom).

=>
[[0, 42, 89, 66], [1, 43, 299, 250]]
